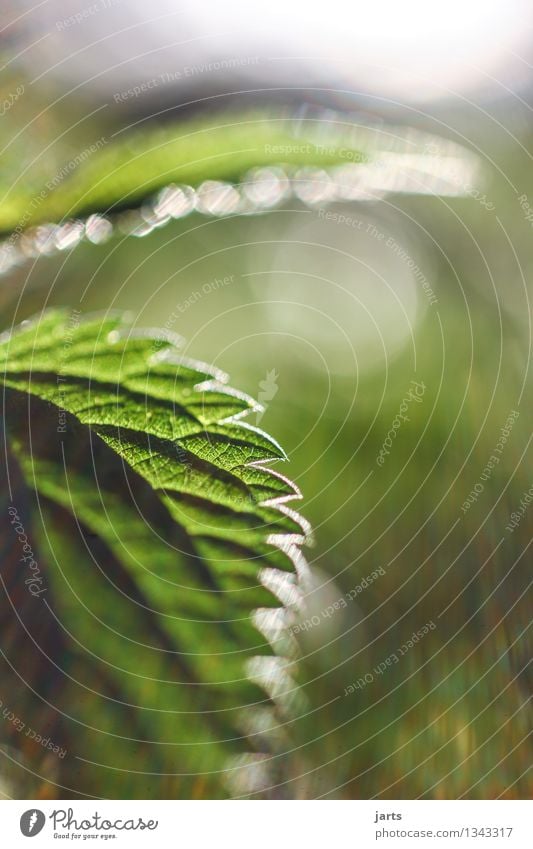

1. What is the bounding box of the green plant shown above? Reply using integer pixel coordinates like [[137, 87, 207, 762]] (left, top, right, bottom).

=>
[[0, 308, 311, 798]]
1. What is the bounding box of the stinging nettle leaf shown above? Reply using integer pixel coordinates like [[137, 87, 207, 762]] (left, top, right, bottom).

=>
[[0, 309, 311, 798]]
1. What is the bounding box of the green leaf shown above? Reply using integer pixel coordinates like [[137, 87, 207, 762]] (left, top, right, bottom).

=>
[[0, 112, 362, 234], [0, 309, 310, 798]]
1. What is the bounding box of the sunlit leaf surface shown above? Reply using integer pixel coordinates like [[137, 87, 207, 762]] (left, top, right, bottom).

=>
[[0, 310, 309, 798]]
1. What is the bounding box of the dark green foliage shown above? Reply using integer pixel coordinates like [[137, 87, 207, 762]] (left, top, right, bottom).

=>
[[0, 310, 310, 797]]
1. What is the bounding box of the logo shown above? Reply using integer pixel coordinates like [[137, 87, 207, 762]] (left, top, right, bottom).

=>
[[256, 368, 279, 423], [20, 809, 46, 837]]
